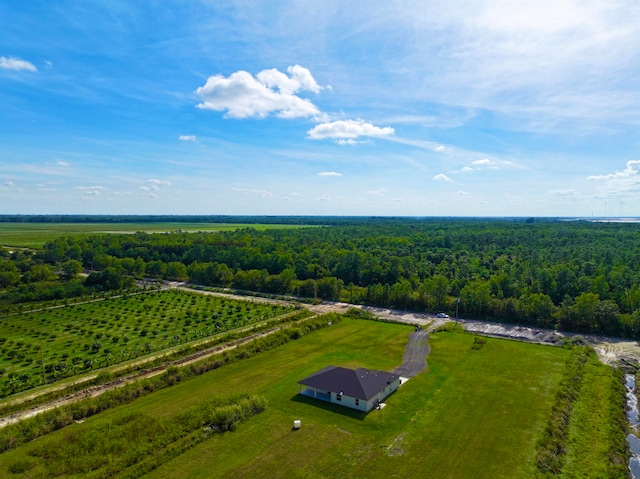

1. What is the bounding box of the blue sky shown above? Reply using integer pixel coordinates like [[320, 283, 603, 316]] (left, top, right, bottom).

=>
[[2, 1, 640, 217]]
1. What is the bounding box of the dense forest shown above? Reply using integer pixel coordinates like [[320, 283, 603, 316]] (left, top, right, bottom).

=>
[[3, 218, 640, 337]]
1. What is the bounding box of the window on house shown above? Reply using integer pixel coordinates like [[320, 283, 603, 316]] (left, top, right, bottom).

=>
[[336, 394, 342, 401], [355, 398, 359, 406]]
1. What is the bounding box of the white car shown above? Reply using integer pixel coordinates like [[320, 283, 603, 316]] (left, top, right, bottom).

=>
[[436, 312, 449, 318]]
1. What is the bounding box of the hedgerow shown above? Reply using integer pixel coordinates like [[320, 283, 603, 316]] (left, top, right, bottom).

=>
[[534, 346, 590, 476]]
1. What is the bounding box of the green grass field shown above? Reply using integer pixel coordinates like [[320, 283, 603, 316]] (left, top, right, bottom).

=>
[[0, 222, 309, 248], [0, 319, 575, 478], [0, 290, 293, 396]]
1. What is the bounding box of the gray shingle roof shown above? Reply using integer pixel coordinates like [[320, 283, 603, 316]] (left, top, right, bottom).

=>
[[298, 366, 399, 401]]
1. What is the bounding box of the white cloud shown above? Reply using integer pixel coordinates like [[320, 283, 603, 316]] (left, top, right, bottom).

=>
[[142, 179, 171, 193], [546, 189, 580, 198], [433, 174, 452, 182], [148, 179, 171, 186], [461, 167, 474, 173], [77, 186, 106, 196], [256, 64, 321, 95], [368, 188, 388, 196], [587, 160, 640, 195], [57, 161, 70, 167], [471, 159, 500, 170], [179, 135, 196, 141], [195, 65, 321, 119], [307, 119, 394, 141], [472, 159, 492, 166], [457, 190, 471, 196], [0, 56, 37, 72], [233, 187, 273, 197], [587, 160, 640, 181], [435, 145, 446, 152], [318, 171, 342, 177]]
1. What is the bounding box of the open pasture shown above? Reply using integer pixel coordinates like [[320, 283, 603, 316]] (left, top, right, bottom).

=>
[[0, 222, 308, 248], [0, 318, 578, 478], [0, 290, 293, 396]]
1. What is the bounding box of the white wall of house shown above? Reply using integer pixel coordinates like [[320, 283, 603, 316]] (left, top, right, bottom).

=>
[[364, 377, 402, 411], [300, 377, 401, 412], [332, 392, 368, 411]]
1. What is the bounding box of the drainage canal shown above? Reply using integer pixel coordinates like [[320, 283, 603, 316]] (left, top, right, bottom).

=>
[[626, 374, 640, 478]]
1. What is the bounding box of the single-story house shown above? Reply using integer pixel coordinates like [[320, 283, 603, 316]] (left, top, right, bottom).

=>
[[297, 366, 401, 412]]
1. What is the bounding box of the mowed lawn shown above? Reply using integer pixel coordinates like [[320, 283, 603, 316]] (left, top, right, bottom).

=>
[[0, 319, 569, 478]]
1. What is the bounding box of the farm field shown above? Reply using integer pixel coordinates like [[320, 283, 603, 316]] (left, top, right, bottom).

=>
[[0, 318, 581, 478], [0, 290, 293, 396], [0, 222, 308, 248]]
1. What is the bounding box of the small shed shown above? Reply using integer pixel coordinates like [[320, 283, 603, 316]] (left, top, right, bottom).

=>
[[297, 366, 401, 412]]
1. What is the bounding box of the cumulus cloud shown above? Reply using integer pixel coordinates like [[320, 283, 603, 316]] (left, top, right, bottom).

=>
[[307, 119, 394, 141], [318, 171, 342, 177], [195, 65, 321, 119], [587, 160, 640, 195], [588, 160, 640, 181], [179, 135, 196, 141], [433, 174, 452, 182], [0, 56, 37, 72]]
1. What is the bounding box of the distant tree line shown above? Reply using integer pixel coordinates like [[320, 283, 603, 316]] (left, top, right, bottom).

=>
[[4, 218, 640, 337]]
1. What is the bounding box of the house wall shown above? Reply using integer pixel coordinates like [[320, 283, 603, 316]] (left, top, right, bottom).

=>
[[300, 377, 402, 412], [365, 377, 401, 411], [331, 392, 368, 411]]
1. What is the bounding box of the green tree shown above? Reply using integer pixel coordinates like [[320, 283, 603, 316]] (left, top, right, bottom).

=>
[[60, 260, 83, 280]]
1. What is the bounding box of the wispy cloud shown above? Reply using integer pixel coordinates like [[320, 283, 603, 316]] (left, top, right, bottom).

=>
[[0, 56, 37, 72], [77, 186, 106, 196], [141, 179, 171, 193], [318, 171, 342, 177], [546, 189, 581, 198], [233, 187, 273, 197], [178, 135, 196, 141], [195, 65, 321, 119]]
